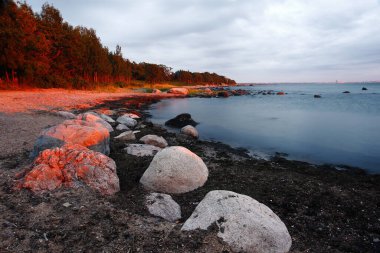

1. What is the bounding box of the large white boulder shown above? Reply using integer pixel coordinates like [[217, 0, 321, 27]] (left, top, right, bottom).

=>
[[140, 146, 208, 193], [145, 193, 181, 222], [181, 125, 199, 139], [125, 144, 162, 157], [182, 190, 292, 253], [116, 115, 138, 128], [140, 134, 168, 148]]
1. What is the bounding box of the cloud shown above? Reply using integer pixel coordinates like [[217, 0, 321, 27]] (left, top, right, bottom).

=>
[[27, 0, 380, 82]]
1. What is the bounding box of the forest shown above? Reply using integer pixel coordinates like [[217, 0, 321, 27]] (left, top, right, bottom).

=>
[[0, 1, 236, 89]]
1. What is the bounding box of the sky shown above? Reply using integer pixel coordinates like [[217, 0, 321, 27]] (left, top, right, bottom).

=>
[[26, 0, 380, 83]]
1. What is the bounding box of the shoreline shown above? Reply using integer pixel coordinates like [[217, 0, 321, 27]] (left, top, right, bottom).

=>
[[1, 90, 379, 252]]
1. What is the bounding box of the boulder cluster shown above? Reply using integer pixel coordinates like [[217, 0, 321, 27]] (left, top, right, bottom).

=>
[[17, 109, 292, 253]]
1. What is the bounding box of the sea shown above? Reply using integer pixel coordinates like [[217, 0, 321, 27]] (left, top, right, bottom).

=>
[[148, 83, 380, 173]]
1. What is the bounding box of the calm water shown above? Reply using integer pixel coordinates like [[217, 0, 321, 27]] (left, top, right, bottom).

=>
[[148, 83, 380, 173]]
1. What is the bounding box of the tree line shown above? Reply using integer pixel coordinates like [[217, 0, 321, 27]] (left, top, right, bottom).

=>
[[0, 1, 236, 89]]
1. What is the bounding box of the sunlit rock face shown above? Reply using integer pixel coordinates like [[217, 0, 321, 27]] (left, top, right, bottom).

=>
[[31, 119, 110, 158], [140, 146, 208, 193], [167, 88, 189, 95], [19, 144, 119, 195], [182, 190, 292, 253], [76, 112, 114, 132]]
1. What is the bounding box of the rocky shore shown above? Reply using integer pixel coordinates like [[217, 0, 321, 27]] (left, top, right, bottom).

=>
[[1, 90, 379, 252]]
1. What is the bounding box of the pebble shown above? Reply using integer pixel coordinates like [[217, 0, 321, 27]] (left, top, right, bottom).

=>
[[63, 202, 72, 208]]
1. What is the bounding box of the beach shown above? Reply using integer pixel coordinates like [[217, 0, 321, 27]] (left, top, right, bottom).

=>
[[0, 89, 379, 252]]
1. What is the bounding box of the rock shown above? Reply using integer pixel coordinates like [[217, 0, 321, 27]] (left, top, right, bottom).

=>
[[145, 193, 181, 222], [167, 87, 189, 95], [152, 89, 162, 94], [95, 108, 116, 116], [62, 202, 72, 208], [218, 91, 229, 97], [116, 115, 138, 128], [343, 91, 350, 94], [314, 94, 322, 98], [182, 190, 292, 253], [181, 125, 199, 139], [204, 88, 212, 93], [165, 113, 198, 128], [31, 119, 110, 158], [124, 113, 141, 119], [99, 113, 115, 123], [277, 92, 285, 95], [140, 135, 168, 148], [116, 124, 130, 131], [77, 112, 113, 132], [362, 87, 368, 91], [20, 144, 119, 195], [140, 146, 208, 193], [56, 111, 76, 119], [114, 131, 136, 141], [124, 144, 162, 157]]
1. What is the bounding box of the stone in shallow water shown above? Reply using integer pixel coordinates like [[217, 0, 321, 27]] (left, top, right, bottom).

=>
[[180, 125, 199, 139], [145, 193, 181, 222], [124, 144, 162, 157], [182, 190, 292, 253], [20, 144, 119, 195], [165, 113, 198, 128]]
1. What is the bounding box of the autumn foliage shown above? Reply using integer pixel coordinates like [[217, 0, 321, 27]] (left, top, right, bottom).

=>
[[0, 1, 236, 89]]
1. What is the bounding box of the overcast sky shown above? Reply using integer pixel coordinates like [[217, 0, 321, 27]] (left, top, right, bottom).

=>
[[27, 0, 380, 83]]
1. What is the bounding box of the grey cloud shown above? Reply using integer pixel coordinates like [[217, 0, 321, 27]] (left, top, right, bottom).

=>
[[27, 0, 380, 82]]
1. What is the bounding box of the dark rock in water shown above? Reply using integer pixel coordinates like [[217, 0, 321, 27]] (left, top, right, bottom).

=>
[[231, 89, 250, 96], [314, 94, 322, 98], [218, 91, 230, 97], [362, 87, 368, 91], [165, 113, 198, 128], [343, 91, 350, 94]]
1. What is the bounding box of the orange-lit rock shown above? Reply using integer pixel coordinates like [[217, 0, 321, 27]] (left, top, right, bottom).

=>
[[167, 88, 189, 95], [32, 119, 110, 157], [76, 112, 113, 132], [20, 144, 119, 195]]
